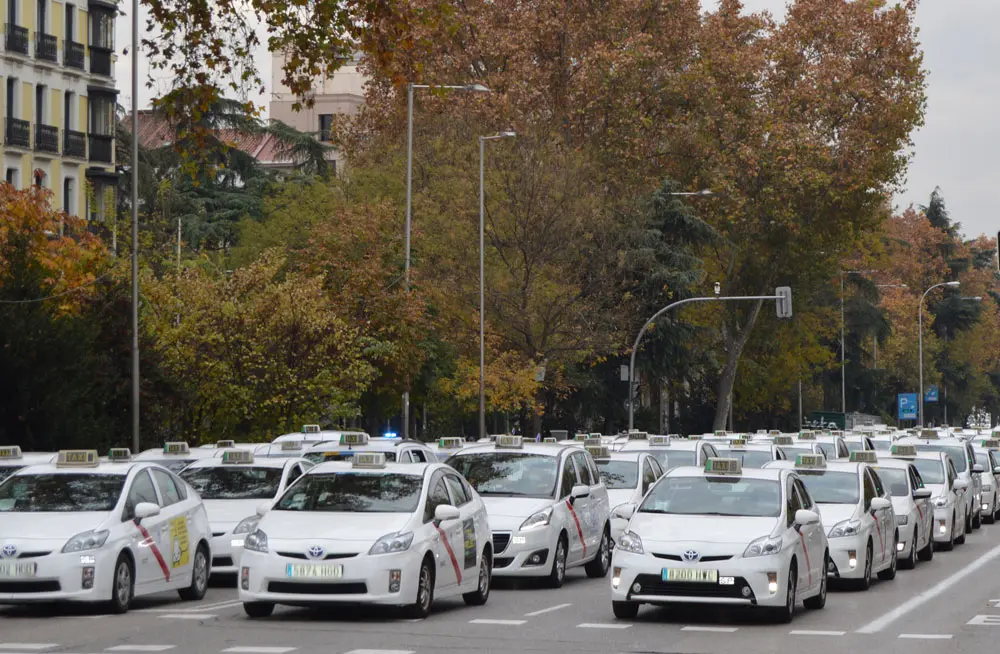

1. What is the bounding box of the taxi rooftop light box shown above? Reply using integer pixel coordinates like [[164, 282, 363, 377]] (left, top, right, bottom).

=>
[[0, 445, 22, 459]]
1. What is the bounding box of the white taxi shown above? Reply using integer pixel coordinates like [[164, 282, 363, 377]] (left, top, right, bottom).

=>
[[0, 449, 212, 613], [238, 453, 492, 618], [972, 439, 1000, 524], [871, 446, 934, 568], [0, 447, 55, 481], [903, 451, 967, 550], [252, 441, 312, 459], [610, 458, 828, 623], [896, 431, 981, 532], [304, 434, 436, 464], [587, 446, 664, 548], [445, 436, 611, 587], [712, 438, 787, 468], [766, 452, 897, 590], [134, 442, 219, 474], [179, 450, 313, 576], [618, 434, 720, 472], [271, 425, 369, 447], [427, 437, 475, 462]]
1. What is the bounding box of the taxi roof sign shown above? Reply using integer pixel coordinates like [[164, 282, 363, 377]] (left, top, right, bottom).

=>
[[890, 444, 917, 457], [57, 450, 99, 467], [340, 433, 369, 446], [542, 437, 558, 443], [729, 438, 747, 448], [352, 452, 387, 469], [714, 430, 727, 437], [586, 445, 610, 459], [302, 424, 321, 434], [438, 437, 465, 449], [107, 448, 131, 462], [627, 430, 648, 440], [649, 435, 670, 446], [0, 445, 22, 460], [798, 431, 816, 441], [796, 453, 826, 468], [769, 430, 781, 435], [981, 439, 1000, 449], [583, 437, 603, 447], [849, 450, 877, 464], [221, 449, 254, 464], [704, 457, 742, 475], [496, 435, 523, 449], [919, 429, 939, 440], [280, 440, 303, 451], [574, 433, 588, 441], [216, 440, 236, 449], [773, 435, 794, 445], [163, 442, 190, 454], [589, 433, 603, 438]]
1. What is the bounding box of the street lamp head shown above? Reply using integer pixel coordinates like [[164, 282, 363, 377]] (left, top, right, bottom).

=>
[[964, 296, 983, 302], [945, 281, 961, 287], [500, 131, 516, 138], [465, 83, 491, 93], [697, 189, 715, 196]]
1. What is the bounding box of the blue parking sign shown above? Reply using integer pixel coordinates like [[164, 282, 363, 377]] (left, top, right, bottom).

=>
[[925, 385, 939, 403], [898, 393, 918, 420]]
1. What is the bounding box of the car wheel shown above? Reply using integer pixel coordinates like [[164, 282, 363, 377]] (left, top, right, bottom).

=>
[[803, 553, 827, 610], [104, 554, 134, 614], [463, 551, 491, 606], [406, 558, 435, 619], [770, 566, 796, 623], [973, 506, 982, 529], [585, 527, 611, 578], [985, 503, 996, 524], [855, 542, 872, 591], [243, 602, 274, 618], [178, 544, 209, 601], [612, 600, 639, 619], [900, 534, 916, 570], [877, 534, 897, 581], [965, 508, 973, 534], [918, 528, 934, 561], [545, 535, 568, 589], [956, 516, 967, 545]]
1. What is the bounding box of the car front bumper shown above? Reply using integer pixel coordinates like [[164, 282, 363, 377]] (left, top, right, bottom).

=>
[[209, 533, 245, 574], [932, 507, 955, 543], [826, 535, 867, 579], [0, 546, 119, 604], [491, 528, 559, 578]]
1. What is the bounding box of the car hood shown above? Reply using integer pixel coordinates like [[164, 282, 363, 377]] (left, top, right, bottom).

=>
[[926, 483, 948, 500], [203, 499, 264, 530], [260, 511, 412, 542], [481, 497, 555, 531], [817, 503, 858, 528], [629, 514, 780, 547], [607, 489, 637, 509], [0, 512, 111, 542]]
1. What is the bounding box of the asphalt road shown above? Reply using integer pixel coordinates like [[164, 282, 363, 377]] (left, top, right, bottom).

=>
[[5, 526, 1000, 654]]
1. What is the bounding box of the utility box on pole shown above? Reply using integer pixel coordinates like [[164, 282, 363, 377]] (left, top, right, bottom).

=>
[[776, 286, 793, 318]]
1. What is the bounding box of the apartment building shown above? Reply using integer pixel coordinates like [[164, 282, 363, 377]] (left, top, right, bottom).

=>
[[1, 0, 118, 220]]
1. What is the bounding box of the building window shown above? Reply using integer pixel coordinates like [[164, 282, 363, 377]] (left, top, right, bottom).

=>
[[64, 91, 74, 130], [6, 77, 16, 119], [91, 10, 114, 49], [5, 168, 18, 187], [65, 3, 74, 41], [37, 0, 47, 32], [34, 170, 44, 187], [35, 84, 46, 125], [90, 95, 114, 135], [318, 114, 333, 142], [64, 178, 75, 214]]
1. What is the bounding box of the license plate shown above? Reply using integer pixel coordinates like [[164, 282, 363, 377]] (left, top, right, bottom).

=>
[[0, 562, 37, 578], [662, 568, 718, 583], [286, 564, 343, 579]]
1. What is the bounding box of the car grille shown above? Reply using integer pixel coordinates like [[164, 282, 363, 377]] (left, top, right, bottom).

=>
[[275, 552, 358, 561], [493, 557, 514, 568], [267, 581, 367, 595], [629, 574, 754, 601], [212, 531, 227, 537], [652, 553, 733, 563], [492, 532, 511, 554], [14, 552, 50, 559], [0, 580, 61, 593], [212, 556, 234, 567]]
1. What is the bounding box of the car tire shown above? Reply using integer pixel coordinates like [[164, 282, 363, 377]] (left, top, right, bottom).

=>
[[985, 504, 996, 524], [900, 534, 917, 570], [855, 542, 873, 591], [965, 508, 973, 534], [178, 544, 210, 601], [243, 602, 274, 618], [405, 558, 435, 619], [545, 535, 568, 589], [612, 600, 640, 619], [803, 553, 827, 610], [463, 551, 491, 606], [104, 554, 134, 615], [585, 527, 611, 578], [769, 565, 796, 623], [877, 534, 897, 581], [956, 516, 967, 545], [918, 529, 934, 561]]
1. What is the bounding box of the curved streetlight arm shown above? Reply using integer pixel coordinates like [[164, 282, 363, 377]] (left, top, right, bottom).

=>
[[918, 281, 960, 427], [628, 294, 781, 431]]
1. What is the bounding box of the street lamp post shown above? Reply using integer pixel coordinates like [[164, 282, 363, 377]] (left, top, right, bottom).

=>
[[403, 81, 490, 440], [918, 281, 961, 427], [478, 131, 516, 442], [130, 0, 140, 453]]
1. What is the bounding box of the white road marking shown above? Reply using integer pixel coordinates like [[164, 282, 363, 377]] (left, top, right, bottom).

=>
[[343, 651, 415, 654], [524, 603, 572, 617], [968, 615, 1000, 625], [0, 646, 60, 651], [190, 598, 245, 610], [898, 634, 953, 640], [990, 599, 1000, 606], [577, 623, 632, 629], [858, 541, 1000, 633], [137, 600, 242, 614], [156, 613, 217, 620], [106, 647, 177, 652], [789, 630, 845, 636], [468, 619, 527, 625], [222, 648, 298, 653], [681, 626, 739, 633]]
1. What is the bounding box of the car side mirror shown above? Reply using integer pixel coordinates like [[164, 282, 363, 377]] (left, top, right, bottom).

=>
[[913, 488, 932, 500], [993, 466, 1000, 476], [870, 497, 891, 511], [794, 509, 820, 526], [434, 504, 461, 523], [612, 504, 636, 520], [973, 464, 986, 474], [953, 479, 969, 491], [570, 484, 591, 500], [256, 501, 271, 517], [134, 502, 160, 523]]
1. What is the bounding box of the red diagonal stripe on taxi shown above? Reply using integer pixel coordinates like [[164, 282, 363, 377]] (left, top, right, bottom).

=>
[[565, 501, 587, 557], [434, 525, 462, 585], [797, 531, 812, 587], [136, 523, 170, 582]]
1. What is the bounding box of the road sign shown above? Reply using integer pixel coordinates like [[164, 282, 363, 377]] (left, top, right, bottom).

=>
[[898, 393, 918, 420], [806, 411, 845, 430], [776, 286, 793, 319], [925, 385, 939, 403]]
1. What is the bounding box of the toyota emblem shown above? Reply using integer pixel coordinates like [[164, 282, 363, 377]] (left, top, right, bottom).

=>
[[307, 545, 325, 560], [681, 550, 700, 562], [0, 544, 16, 559]]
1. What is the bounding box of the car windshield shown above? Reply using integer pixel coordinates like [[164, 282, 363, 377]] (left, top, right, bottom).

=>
[[714, 449, 774, 468], [873, 467, 910, 497], [639, 476, 781, 518], [780, 446, 815, 457], [304, 451, 397, 464], [0, 465, 24, 482], [181, 466, 283, 500], [912, 459, 946, 484], [871, 440, 892, 452], [646, 450, 694, 470], [912, 444, 968, 473], [274, 473, 422, 512], [845, 441, 868, 453], [144, 459, 194, 473], [596, 461, 638, 489], [447, 453, 558, 497], [0, 474, 126, 512], [795, 471, 860, 504]]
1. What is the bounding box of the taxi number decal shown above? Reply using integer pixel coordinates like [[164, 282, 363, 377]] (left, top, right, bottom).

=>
[[169, 516, 190, 569], [565, 501, 587, 558], [433, 524, 462, 584], [462, 518, 476, 570], [135, 523, 171, 582]]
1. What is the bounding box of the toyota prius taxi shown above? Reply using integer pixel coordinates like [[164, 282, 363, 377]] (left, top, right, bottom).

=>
[[610, 458, 828, 623], [870, 447, 934, 568], [179, 450, 314, 576], [238, 453, 492, 618], [0, 449, 212, 613]]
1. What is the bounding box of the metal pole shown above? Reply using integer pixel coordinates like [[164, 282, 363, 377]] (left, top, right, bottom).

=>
[[402, 83, 414, 441], [918, 296, 924, 428], [130, 0, 140, 453], [798, 379, 803, 428], [840, 274, 846, 414], [478, 136, 486, 441], [176, 217, 181, 271]]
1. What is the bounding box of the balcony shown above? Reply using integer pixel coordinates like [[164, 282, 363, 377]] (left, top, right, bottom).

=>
[[88, 134, 113, 163], [35, 124, 59, 153], [5, 118, 31, 148], [90, 47, 112, 76], [5, 24, 28, 55], [64, 129, 87, 158], [35, 32, 57, 62], [65, 41, 85, 70]]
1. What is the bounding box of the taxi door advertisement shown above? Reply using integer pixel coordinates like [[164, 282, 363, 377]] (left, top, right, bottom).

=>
[[169, 516, 190, 569]]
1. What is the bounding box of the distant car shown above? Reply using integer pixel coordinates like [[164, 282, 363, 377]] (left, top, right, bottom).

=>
[[871, 447, 934, 568], [896, 431, 981, 531], [133, 442, 219, 473], [303, 434, 436, 464], [0, 447, 55, 481], [587, 446, 663, 548]]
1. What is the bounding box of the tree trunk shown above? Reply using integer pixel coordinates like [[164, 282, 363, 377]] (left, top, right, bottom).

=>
[[712, 298, 766, 430], [531, 386, 545, 438]]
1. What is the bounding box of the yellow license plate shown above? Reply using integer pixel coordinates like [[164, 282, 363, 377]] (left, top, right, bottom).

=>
[[0, 562, 37, 578], [286, 564, 343, 579], [662, 568, 718, 583]]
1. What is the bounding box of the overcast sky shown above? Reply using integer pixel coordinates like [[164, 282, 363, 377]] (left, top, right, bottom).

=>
[[116, 1, 997, 239]]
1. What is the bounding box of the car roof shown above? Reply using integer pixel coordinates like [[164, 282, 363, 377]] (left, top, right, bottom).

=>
[[305, 440, 429, 455], [620, 440, 698, 452], [449, 442, 577, 457], [182, 456, 300, 470], [594, 452, 644, 463], [10, 460, 158, 476], [871, 458, 912, 470], [272, 431, 368, 444], [714, 443, 775, 452], [666, 464, 787, 482], [309, 461, 434, 476], [896, 435, 968, 446], [766, 460, 863, 474]]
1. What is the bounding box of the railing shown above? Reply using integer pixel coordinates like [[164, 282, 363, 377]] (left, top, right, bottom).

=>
[[5, 118, 30, 148], [64, 129, 87, 158], [88, 134, 113, 162], [65, 40, 85, 69], [35, 32, 57, 62], [35, 124, 59, 153], [90, 48, 112, 76], [4, 24, 28, 55]]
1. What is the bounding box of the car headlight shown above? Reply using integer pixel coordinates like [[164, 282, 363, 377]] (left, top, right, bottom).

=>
[[233, 516, 261, 535], [828, 519, 862, 538], [610, 503, 634, 520], [743, 535, 782, 557], [617, 530, 643, 554], [244, 529, 268, 553], [933, 496, 948, 508], [62, 529, 110, 553], [519, 507, 553, 531], [368, 531, 414, 555], [896, 514, 908, 526]]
